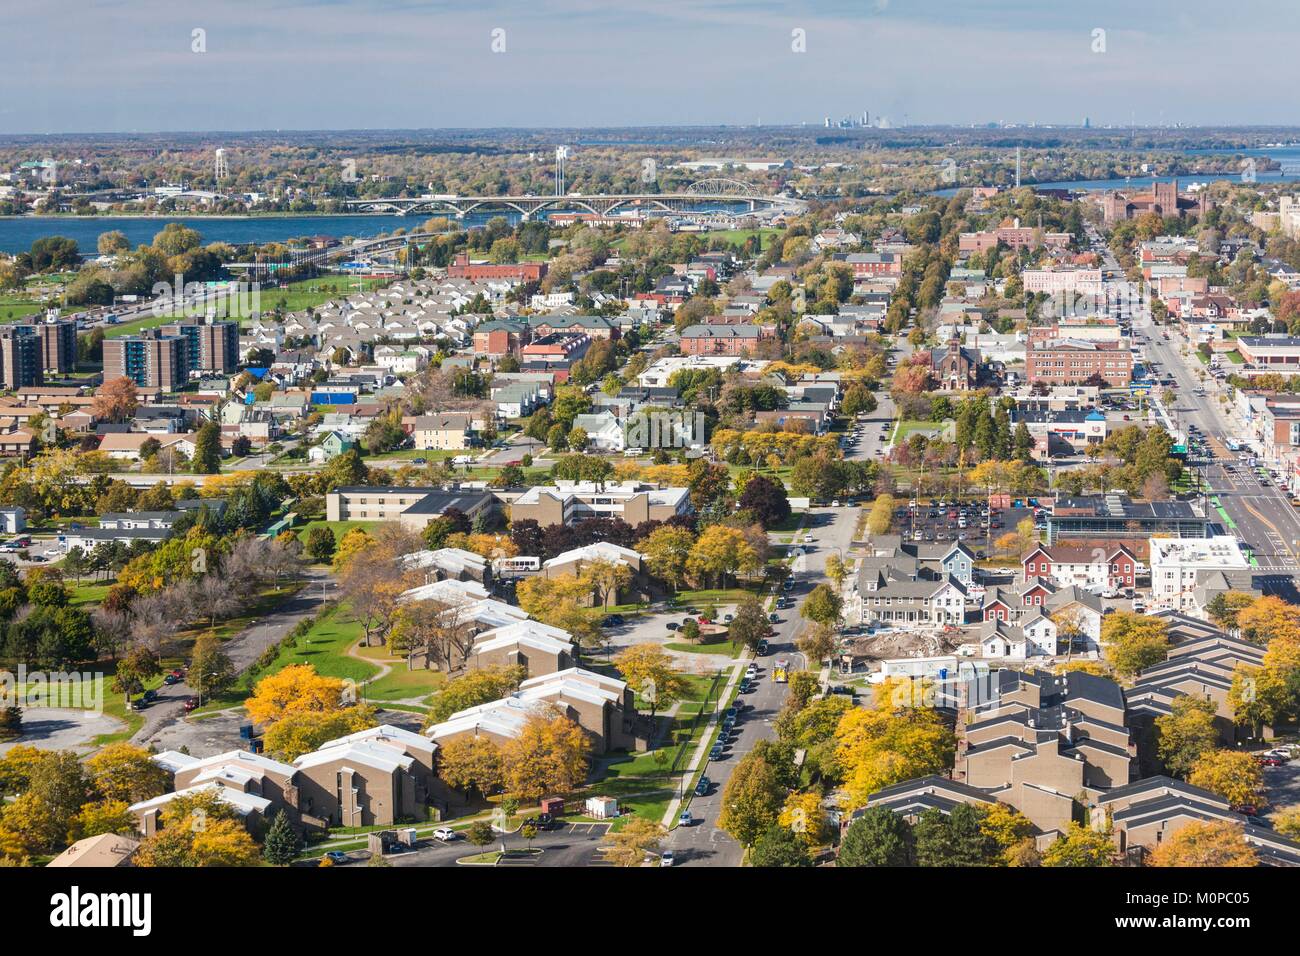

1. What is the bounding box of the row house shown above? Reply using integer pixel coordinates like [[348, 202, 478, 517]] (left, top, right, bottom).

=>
[[1021, 544, 1138, 590]]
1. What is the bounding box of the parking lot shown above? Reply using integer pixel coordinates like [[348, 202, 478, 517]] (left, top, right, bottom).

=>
[[889, 503, 1037, 557]]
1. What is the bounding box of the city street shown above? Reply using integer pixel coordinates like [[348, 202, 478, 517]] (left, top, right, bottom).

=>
[[1137, 306, 1300, 570], [662, 503, 861, 866]]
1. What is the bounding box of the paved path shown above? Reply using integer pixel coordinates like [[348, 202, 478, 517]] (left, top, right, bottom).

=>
[[132, 569, 337, 748]]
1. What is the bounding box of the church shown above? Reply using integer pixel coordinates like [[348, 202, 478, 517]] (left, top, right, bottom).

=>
[[930, 337, 982, 391]]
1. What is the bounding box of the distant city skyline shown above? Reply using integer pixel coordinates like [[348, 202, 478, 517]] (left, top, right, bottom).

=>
[[3, 0, 1297, 135]]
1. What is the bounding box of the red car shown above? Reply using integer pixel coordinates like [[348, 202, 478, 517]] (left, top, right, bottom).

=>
[[183, 697, 198, 713], [1257, 755, 1285, 767]]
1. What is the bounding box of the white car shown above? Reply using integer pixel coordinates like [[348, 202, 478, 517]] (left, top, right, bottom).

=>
[[433, 827, 458, 841], [660, 851, 675, 867], [745, 666, 758, 681]]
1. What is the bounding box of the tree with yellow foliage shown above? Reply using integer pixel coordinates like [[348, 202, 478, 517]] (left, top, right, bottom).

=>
[[613, 644, 687, 718], [1188, 750, 1267, 809], [68, 799, 135, 842], [1041, 823, 1114, 867], [979, 802, 1036, 865], [516, 573, 602, 646], [834, 679, 955, 809], [686, 524, 761, 588], [499, 710, 591, 801], [778, 791, 832, 848], [1237, 595, 1300, 645], [134, 790, 260, 867], [437, 735, 504, 800], [1272, 804, 1300, 840], [245, 664, 347, 727], [262, 706, 378, 761], [85, 743, 170, 803], [1101, 612, 1170, 677], [601, 816, 665, 867], [1150, 821, 1258, 867]]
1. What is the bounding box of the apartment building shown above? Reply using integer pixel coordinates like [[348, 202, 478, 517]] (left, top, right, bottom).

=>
[[8, 320, 76, 375], [1021, 268, 1103, 296], [958, 220, 1071, 255], [103, 332, 188, 390], [679, 324, 767, 356], [1148, 536, 1250, 612], [1021, 543, 1137, 590], [447, 251, 547, 283], [160, 319, 240, 374], [405, 412, 475, 450], [1026, 338, 1132, 387], [0, 328, 42, 388], [325, 486, 495, 530], [508, 480, 692, 527]]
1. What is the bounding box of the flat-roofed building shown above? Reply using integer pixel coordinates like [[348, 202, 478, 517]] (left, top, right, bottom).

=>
[[325, 486, 495, 530], [509, 480, 691, 527], [1149, 535, 1250, 612]]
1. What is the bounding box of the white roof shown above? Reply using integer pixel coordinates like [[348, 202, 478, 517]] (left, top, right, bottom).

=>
[[316, 723, 436, 755], [425, 694, 538, 742], [293, 739, 415, 774], [446, 598, 529, 629], [402, 547, 488, 575], [400, 578, 490, 605], [152, 748, 296, 779], [129, 783, 271, 817], [472, 627, 574, 658], [543, 541, 642, 570], [519, 667, 627, 708]]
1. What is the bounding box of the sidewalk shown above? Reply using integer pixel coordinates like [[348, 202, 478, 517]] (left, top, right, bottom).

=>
[[659, 657, 746, 829]]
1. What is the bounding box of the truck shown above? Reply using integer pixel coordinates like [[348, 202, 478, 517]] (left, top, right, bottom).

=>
[[773, 658, 790, 683]]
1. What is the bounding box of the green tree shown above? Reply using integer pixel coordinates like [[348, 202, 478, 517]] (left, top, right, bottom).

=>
[[749, 824, 813, 867], [189, 632, 234, 704], [717, 750, 786, 848], [801, 583, 843, 626], [303, 526, 337, 564], [838, 807, 915, 866], [263, 810, 302, 865], [191, 421, 222, 475]]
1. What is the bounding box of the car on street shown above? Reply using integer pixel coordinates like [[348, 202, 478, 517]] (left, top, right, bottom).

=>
[[1257, 755, 1285, 767], [660, 851, 675, 867], [325, 851, 350, 864], [695, 779, 710, 796], [678, 810, 692, 827], [183, 697, 198, 712], [744, 666, 757, 681], [769, 612, 780, 623]]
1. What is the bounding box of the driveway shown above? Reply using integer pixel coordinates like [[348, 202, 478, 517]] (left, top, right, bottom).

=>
[[603, 605, 741, 673]]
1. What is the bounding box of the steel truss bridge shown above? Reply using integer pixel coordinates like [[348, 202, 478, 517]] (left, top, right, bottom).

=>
[[340, 179, 804, 220]]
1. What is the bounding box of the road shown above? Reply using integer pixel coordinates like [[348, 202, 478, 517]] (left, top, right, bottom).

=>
[[131, 569, 338, 747], [662, 503, 861, 866], [1136, 305, 1300, 570]]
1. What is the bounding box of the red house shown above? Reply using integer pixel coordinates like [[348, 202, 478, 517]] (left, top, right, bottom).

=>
[[1021, 544, 1137, 591]]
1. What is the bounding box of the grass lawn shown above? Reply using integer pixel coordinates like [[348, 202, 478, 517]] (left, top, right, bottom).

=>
[[70, 582, 112, 608], [364, 664, 446, 704], [0, 299, 48, 322], [191, 603, 378, 714], [293, 518, 379, 546], [665, 639, 743, 658], [673, 588, 759, 607]]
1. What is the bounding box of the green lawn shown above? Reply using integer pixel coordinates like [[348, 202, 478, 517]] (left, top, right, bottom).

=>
[[364, 664, 447, 704], [665, 639, 743, 658], [70, 583, 111, 607], [192, 603, 378, 714], [293, 519, 379, 547]]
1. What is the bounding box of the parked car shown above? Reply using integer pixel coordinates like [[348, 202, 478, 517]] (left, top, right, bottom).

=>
[[183, 697, 198, 712], [660, 851, 675, 867], [432, 827, 458, 841], [695, 779, 710, 796], [678, 810, 692, 827], [163, 674, 180, 685], [325, 851, 350, 865], [709, 744, 725, 761], [1258, 755, 1285, 767]]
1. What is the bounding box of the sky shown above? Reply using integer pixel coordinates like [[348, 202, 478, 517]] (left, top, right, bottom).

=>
[[2, 0, 1297, 134]]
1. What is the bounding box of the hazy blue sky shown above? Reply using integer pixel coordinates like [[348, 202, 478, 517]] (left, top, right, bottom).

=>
[[2, 0, 1295, 133]]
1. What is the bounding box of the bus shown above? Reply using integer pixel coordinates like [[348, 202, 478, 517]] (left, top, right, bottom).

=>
[[773, 659, 790, 683]]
